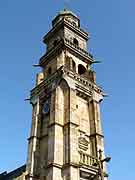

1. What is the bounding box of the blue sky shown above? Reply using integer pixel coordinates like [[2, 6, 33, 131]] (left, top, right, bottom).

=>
[[0, 0, 134, 179]]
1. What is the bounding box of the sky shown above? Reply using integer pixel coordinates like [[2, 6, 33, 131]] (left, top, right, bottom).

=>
[[0, 0, 135, 179]]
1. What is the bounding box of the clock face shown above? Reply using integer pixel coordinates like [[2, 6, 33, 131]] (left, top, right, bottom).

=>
[[42, 100, 50, 115]]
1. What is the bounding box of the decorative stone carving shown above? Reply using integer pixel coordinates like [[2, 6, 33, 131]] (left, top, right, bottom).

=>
[[78, 136, 89, 151]]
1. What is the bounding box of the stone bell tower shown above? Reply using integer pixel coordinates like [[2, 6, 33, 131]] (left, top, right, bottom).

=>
[[26, 9, 107, 180]]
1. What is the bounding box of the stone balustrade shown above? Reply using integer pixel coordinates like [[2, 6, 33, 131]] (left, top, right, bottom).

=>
[[79, 151, 98, 167]]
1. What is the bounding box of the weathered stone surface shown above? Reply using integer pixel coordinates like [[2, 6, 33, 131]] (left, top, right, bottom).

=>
[[25, 9, 107, 180]]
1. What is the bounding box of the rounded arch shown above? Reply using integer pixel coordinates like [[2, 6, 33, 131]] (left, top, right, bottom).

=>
[[78, 64, 86, 75], [53, 37, 60, 47], [53, 39, 58, 47], [47, 67, 52, 76], [73, 38, 79, 46]]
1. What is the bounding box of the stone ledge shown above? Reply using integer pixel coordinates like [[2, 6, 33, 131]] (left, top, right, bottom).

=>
[[47, 162, 63, 169]]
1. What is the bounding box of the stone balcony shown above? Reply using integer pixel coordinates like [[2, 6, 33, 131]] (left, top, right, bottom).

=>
[[79, 151, 98, 168], [40, 38, 93, 67]]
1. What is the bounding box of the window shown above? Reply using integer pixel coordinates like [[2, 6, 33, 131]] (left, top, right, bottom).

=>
[[78, 64, 86, 75], [47, 67, 52, 75], [73, 38, 79, 46], [72, 21, 77, 26], [53, 40, 58, 47]]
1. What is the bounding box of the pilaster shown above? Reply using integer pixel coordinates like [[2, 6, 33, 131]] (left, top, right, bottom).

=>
[[26, 98, 40, 179]]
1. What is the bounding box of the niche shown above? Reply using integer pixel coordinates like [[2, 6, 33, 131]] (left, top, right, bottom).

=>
[[53, 40, 58, 47]]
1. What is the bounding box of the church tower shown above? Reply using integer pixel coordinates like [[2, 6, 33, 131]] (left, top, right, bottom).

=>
[[26, 9, 108, 180]]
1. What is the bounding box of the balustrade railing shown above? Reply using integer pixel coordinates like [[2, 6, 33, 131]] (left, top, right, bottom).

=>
[[79, 151, 98, 167]]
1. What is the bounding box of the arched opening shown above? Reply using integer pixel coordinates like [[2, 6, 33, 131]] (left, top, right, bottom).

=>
[[73, 38, 79, 46], [53, 40, 58, 47], [47, 67, 52, 76], [72, 21, 77, 26], [78, 64, 86, 75]]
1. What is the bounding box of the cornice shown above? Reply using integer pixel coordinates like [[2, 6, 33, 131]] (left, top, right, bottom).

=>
[[62, 162, 80, 169], [47, 163, 62, 169], [80, 165, 98, 178], [43, 18, 88, 43], [62, 67, 102, 95], [30, 66, 103, 100], [64, 38, 93, 62], [39, 40, 64, 67], [39, 38, 93, 67], [64, 19, 89, 40], [89, 133, 104, 138], [66, 18, 88, 34], [30, 66, 63, 98]]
